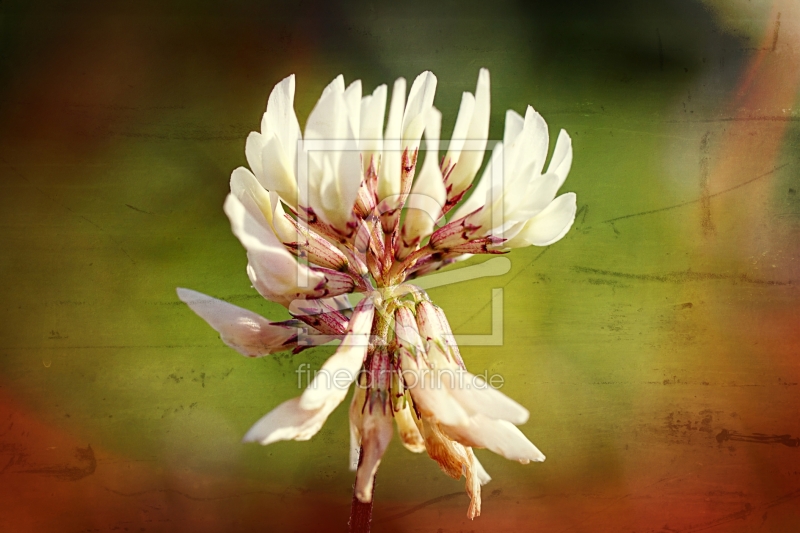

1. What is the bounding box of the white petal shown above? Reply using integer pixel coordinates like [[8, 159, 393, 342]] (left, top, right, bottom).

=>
[[402, 364, 470, 427], [242, 396, 337, 445], [547, 129, 573, 189], [177, 288, 299, 357], [378, 77, 407, 201], [443, 414, 545, 464], [320, 74, 345, 99], [505, 172, 562, 223], [344, 80, 363, 140], [503, 109, 524, 146], [511, 106, 549, 177], [443, 91, 475, 170], [355, 407, 393, 503], [299, 299, 374, 411], [261, 74, 302, 176], [401, 71, 437, 154], [506, 192, 577, 247], [445, 68, 490, 196], [304, 87, 361, 229], [402, 108, 446, 244], [270, 199, 299, 243], [360, 85, 387, 174], [245, 131, 265, 178], [259, 133, 298, 206], [230, 166, 273, 226], [451, 142, 504, 222]]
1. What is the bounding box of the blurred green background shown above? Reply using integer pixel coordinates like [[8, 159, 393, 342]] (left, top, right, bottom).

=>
[[1, 0, 799, 531]]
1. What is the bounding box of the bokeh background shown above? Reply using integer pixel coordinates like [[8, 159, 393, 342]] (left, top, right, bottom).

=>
[[1, 0, 799, 531]]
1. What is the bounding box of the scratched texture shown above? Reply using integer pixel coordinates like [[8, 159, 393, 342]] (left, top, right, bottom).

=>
[[1, 0, 799, 532]]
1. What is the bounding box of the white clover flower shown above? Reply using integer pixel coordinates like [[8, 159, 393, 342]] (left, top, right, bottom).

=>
[[178, 69, 576, 521]]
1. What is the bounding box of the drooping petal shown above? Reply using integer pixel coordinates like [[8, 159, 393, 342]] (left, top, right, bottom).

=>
[[473, 454, 491, 485], [440, 370, 529, 425], [349, 382, 366, 471], [442, 414, 546, 464], [242, 396, 338, 445], [395, 395, 425, 453], [177, 288, 307, 357], [417, 417, 470, 480], [299, 298, 374, 411], [354, 402, 393, 503], [464, 448, 486, 520], [400, 357, 471, 427]]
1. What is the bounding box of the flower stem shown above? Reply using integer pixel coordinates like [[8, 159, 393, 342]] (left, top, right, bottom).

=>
[[348, 445, 375, 533]]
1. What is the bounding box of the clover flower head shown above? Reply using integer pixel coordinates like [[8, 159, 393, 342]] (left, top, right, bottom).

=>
[[179, 68, 576, 519]]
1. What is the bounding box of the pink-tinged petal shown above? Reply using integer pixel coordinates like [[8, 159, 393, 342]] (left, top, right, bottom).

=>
[[177, 288, 303, 357], [442, 414, 545, 464], [399, 109, 446, 258], [440, 370, 529, 425], [547, 129, 573, 189], [224, 194, 325, 304], [505, 192, 577, 248], [242, 396, 337, 445], [261, 74, 302, 174], [282, 217, 350, 271], [394, 306, 425, 356], [354, 404, 393, 503], [299, 299, 374, 411], [445, 68, 490, 198]]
